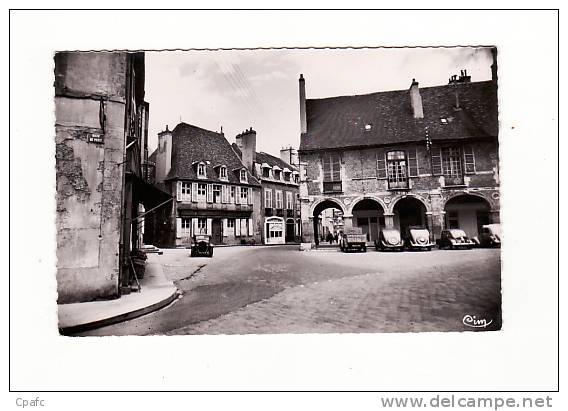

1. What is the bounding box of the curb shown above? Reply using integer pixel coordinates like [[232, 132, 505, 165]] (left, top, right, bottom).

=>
[[59, 288, 179, 336]]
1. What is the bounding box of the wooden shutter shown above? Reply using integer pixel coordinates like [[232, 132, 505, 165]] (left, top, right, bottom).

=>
[[206, 184, 213, 203], [235, 219, 241, 236], [206, 218, 212, 235], [191, 182, 198, 202], [322, 154, 332, 182], [248, 188, 253, 205], [407, 148, 419, 177], [176, 217, 182, 238], [463, 145, 476, 174], [222, 219, 229, 236], [191, 218, 198, 235], [376, 151, 387, 179], [240, 219, 247, 236], [248, 219, 254, 236], [331, 154, 341, 181], [431, 147, 443, 176], [176, 181, 182, 201]]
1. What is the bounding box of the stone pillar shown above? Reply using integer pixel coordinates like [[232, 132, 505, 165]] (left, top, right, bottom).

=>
[[342, 215, 353, 231], [302, 216, 315, 244], [383, 212, 395, 229], [430, 211, 445, 240], [489, 209, 500, 224]]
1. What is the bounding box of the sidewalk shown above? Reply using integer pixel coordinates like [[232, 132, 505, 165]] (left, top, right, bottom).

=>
[[58, 253, 179, 335]]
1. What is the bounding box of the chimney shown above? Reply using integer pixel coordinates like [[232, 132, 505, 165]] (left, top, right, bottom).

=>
[[491, 47, 498, 82], [155, 125, 172, 183], [239, 127, 256, 171], [280, 146, 298, 167], [299, 74, 307, 134], [409, 79, 424, 119]]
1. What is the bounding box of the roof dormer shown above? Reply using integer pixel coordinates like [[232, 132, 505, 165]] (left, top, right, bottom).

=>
[[193, 161, 207, 179], [214, 164, 228, 181]]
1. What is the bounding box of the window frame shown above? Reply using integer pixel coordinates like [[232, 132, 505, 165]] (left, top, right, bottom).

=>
[[386, 150, 409, 189], [197, 162, 207, 178]]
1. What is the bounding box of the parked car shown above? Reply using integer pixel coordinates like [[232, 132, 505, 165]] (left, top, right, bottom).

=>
[[479, 223, 501, 248], [404, 226, 434, 251], [438, 229, 475, 250], [375, 228, 404, 251], [190, 234, 214, 257], [340, 228, 367, 252]]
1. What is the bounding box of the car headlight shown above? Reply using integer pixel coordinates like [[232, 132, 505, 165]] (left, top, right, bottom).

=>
[[389, 237, 398, 245], [417, 236, 426, 244]]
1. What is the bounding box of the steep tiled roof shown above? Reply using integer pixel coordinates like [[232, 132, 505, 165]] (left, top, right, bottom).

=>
[[167, 123, 259, 186], [255, 151, 298, 171], [300, 80, 498, 151]]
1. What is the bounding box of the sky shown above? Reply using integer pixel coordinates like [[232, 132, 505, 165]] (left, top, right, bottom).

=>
[[145, 47, 493, 157]]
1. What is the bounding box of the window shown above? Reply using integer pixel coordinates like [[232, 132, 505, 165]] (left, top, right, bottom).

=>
[[181, 218, 191, 236], [286, 191, 293, 210], [284, 172, 291, 182], [262, 168, 270, 178], [197, 183, 207, 202], [322, 153, 342, 193], [240, 186, 248, 203], [229, 186, 236, 203], [213, 185, 221, 203], [197, 163, 206, 178], [265, 188, 273, 208], [274, 169, 282, 180], [441, 147, 464, 185], [275, 190, 283, 209], [240, 169, 247, 182], [293, 174, 299, 184], [197, 218, 207, 234], [227, 218, 235, 228], [219, 166, 227, 180], [386, 150, 408, 189], [179, 182, 191, 202]]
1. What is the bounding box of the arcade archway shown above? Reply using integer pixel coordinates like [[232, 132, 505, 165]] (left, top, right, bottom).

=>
[[351, 198, 385, 243], [392, 197, 428, 235], [444, 194, 491, 238], [312, 199, 344, 246]]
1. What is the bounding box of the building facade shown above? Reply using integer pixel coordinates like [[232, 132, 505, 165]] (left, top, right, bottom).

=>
[[298, 65, 500, 245], [233, 131, 301, 244], [145, 123, 262, 247], [55, 52, 152, 303]]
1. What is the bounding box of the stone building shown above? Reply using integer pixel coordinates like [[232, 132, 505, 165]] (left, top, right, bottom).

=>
[[232, 131, 301, 244], [145, 123, 262, 247], [297, 65, 500, 245], [55, 52, 160, 303]]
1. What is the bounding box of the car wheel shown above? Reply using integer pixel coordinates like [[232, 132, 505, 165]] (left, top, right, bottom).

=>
[[209, 249, 214, 257], [362, 245, 367, 252]]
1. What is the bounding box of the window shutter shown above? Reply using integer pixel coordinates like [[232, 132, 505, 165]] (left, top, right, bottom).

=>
[[222, 219, 229, 236], [331, 154, 341, 181], [176, 181, 182, 201], [206, 218, 212, 235], [377, 151, 387, 179], [191, 218, 198, 235], [235, 219, 241, 236], [176, 217, 182, 238], [222, 185, 228, 203], [206, 184, 213, 203], [248, 219, 254, 236], [240, 219, 247, 236], [322, 155, 331, 182], [463, 145, 476, 174], [191, 183, 198, 202], [248, 187, 253, 205], [408, 148, 419, 177], [431, 147, 443, 176]]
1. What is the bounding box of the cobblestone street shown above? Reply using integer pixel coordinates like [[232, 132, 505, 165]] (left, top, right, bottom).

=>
[[80, 245, 501, 336]]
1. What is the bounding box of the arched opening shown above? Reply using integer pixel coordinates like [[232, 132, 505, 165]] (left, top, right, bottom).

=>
[[444, 194, 491, 238], [393, 197, 428, 235], [352, 198, 385, 243], [312, 200, 344, 246]]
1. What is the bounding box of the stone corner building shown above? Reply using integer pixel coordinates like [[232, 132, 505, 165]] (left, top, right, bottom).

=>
[[297, 66, 500, 245]]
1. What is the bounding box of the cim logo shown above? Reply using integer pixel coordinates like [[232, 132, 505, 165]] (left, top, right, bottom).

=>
[[462, 314, 493, 328]]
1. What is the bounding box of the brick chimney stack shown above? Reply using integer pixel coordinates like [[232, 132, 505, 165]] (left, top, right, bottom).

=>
[[409, 79, 424, 119], [238, 127, 257, 171], [299, 74, 307, 134], [155, 125, 172, 183]]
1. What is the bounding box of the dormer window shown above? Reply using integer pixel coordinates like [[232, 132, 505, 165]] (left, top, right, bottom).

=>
[[239, 169, 247, 183], [219, 165, 227, 180], [365, 124, 372, 131], [197, 162, 206, 178]]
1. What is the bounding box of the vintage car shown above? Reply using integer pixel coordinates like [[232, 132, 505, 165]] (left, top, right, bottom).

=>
[[438, 229, 475, 250], [375, 228, 405, 251], [190, 234, 214, 257], [479, 223, 501, 248], [404, 226, 434, 251], [339, 228, 367, 252]]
